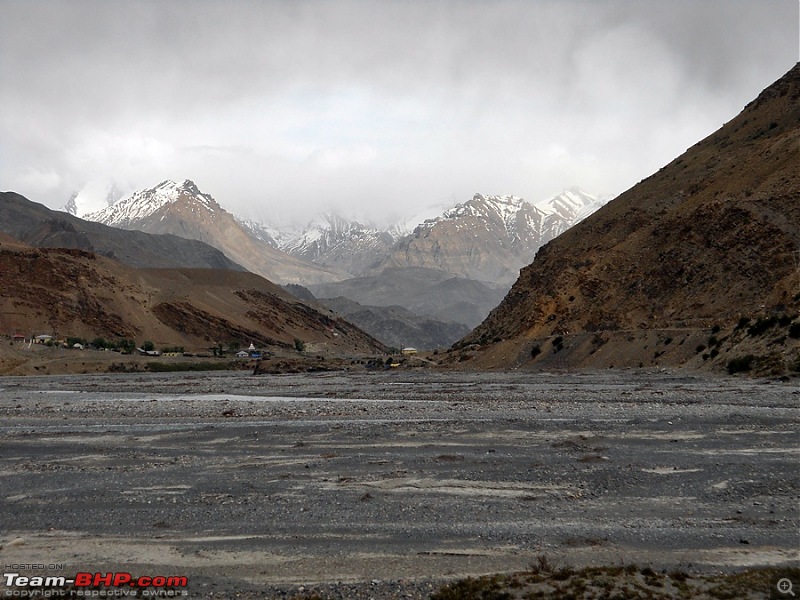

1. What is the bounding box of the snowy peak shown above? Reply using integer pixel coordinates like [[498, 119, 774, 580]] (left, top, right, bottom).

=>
[[416, 193, 546, 238], [86, 179, 220, 227], [235, 217, 281, 248], [281, 212, 394, 276], [385, 189, 608, 284], [284, 213, 379, 255], [534, 187, 607, 223]]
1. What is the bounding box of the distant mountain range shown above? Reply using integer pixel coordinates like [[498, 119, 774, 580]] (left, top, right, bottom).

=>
[[317, 296, 471, 351], [280, 213, 397, 277], [63, 174, 607, 349], [72, 180, 607, 287]]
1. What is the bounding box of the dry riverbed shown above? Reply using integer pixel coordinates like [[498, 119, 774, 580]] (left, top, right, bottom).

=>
[[0, 369, 798, 598]]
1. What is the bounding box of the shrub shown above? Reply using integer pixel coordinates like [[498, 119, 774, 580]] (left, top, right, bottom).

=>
[[294, 338, 306, 352], [789, 322, 800, 339], [747, 316, 778, 336], [530, 345, 541, 358], [727, 355, 755, 374], [160, 346, 185, 354]]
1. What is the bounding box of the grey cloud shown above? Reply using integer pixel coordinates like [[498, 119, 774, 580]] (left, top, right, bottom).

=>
[[1, 0, 797, 223]]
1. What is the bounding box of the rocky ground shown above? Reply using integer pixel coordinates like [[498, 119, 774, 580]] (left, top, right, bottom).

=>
[[0, 369, 797, 598]]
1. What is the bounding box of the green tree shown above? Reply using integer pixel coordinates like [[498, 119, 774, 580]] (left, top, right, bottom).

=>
[[116, 339, 136, 354], [294, 338, 306, 353], [143, 340, 155, 352]]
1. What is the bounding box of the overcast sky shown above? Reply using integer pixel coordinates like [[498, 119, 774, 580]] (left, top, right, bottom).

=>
[[1, 0, 797, 226]]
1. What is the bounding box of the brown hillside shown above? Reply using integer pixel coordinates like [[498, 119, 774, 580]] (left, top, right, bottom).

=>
[[132, 192, 350, 285], [0, 239, 385, 359], [455, 63, 800, 375]]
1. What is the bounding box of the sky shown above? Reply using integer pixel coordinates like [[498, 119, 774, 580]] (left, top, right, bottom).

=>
[[1, 0, 797, 227]]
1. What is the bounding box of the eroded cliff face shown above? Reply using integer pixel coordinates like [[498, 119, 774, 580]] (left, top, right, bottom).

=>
[[453, 64, 800, 375]]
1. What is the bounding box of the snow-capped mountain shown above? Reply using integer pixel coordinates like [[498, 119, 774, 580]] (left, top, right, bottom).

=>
[[281, 213, 395, 277], [86, 179, 219, 227], [235, 217, 281, 249], [383, 189, 606, 284], [534, 187, 610, 239], [84, 179, 348, 285], [415, 194, 547, 239], [386, 204, 450, 240]]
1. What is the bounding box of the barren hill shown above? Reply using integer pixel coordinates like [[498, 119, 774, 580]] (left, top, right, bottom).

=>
[[0, 238, 385, 358], [454, 63, 800, 375]]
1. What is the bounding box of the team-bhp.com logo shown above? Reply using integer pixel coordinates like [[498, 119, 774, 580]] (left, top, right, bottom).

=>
[[3, 572, 188, 597]]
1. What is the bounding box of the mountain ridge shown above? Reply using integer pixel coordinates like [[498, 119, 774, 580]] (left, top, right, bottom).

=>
[[0, 191, 244, 272], [382, 190, 606, 284], [85, 179, 350, 285]]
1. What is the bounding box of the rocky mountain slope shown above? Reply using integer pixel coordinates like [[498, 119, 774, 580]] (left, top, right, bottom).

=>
[[0, 236, 385, 357], [85, 180, 347, 285], [310, 267, 506, 329], [318, 296, 470, 350], [0, 191, 242, 271], [382, 191, 606, 285], [453, 63, 800, 375]]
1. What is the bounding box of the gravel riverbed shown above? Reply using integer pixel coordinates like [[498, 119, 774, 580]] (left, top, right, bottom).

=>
[[0, 369, 797, 598]]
